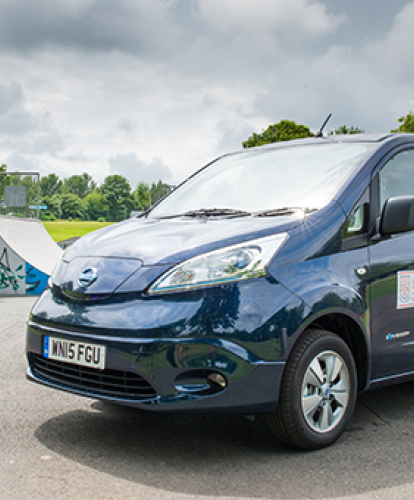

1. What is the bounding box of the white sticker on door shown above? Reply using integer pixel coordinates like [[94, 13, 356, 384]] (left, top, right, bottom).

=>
[[397, 271, 414, 309]]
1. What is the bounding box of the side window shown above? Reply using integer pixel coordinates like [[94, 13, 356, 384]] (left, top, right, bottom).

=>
[[379, 149, 414, 210], [343, 189, 369, 239]]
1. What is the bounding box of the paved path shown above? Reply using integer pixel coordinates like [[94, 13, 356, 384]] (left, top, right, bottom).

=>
[[2, 296, 414, 500]]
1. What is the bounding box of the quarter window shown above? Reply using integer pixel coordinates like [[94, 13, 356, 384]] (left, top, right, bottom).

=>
[[343, 189, 369, 239]]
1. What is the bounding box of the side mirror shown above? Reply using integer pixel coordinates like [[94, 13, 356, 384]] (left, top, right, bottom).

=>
[[380, 196, 414, 236]]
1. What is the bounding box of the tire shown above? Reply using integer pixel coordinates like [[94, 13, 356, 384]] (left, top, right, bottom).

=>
[[268, 329, 357, 450]]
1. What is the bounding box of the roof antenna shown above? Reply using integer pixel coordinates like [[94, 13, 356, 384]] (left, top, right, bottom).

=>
[[316, 113, 332, 138]]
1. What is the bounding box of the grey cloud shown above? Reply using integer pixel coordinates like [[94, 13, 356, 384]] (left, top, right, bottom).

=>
[[0, 81, 23, 115], [63, 152, 95, 163], [0, 82, 66, 154], [321, 0, 407, 45], [0, 82, 38, 136], [0, 0, 181, 55], [4, 152, 41, 173], [0, 109, 35, 136], [197, 0, 346, 41], [363, 2, 414, 80], [29, 120, 67, 155], [215, 120, 257, 153], [243, 0, 414, 137], [0, 110, 66, 154], [108, 152, 173, 187], [0, 0, 412, 188], [115, 118, 136, 136], [249, 43, 398, 135]]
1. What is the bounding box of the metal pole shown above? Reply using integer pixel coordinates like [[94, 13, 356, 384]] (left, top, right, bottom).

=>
[[36, 173, 40, 219]]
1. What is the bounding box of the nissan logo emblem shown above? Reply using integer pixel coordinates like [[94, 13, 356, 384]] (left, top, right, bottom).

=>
[[78, 267, 98, 288]]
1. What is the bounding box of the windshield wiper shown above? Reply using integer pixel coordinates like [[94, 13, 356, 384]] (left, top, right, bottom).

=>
[[184, 208, 251, 217], [254, 207, 309, 217], [160, 208, 251, 219]]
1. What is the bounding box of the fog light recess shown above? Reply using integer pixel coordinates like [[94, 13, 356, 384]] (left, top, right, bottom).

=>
[[207, 372, 227, 390], [174, 370, 227, 395]]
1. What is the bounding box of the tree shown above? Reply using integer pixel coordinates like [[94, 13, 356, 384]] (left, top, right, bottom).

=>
[[328, 125, 365, 135], [64, 173, 96, 199], [41, 195, 61, 219], [242, 119, 314, 148], [0, 165, 7, 210], [59, 193, 86, 219], [100, 174, 135, 221], [391, 111, 414, 133], [20, 175, 39, 210], [134, 182, 151, 211], [150, 180, 172, 205], [133, 181, 172, 211], [84, 191, 109, 221], [40, 174, 62, 198]]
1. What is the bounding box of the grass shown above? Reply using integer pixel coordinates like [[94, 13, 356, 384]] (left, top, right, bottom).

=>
[[43, 220, 115, 242]]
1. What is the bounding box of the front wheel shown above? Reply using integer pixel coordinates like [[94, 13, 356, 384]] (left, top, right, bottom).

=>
[[268, 329, 357, 450]]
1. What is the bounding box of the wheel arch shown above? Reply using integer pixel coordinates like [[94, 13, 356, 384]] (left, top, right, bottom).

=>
[[289, 312, 369, 392]]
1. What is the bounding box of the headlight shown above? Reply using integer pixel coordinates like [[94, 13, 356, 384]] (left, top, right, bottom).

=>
[[148, 233, 288, 294]]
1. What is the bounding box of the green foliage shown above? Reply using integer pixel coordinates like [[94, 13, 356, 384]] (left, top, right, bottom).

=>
[[64, 173, 96, 198], [0, 164, 6, 172], [328, 125, 365, 135], [3, 165, 173, 221], [60, 193, 86, 220], [41, 195, 61, 219], [134, 182, 150, 210], [391, 111, 414, 133], [242, 119, 314, 148], [100, 174, 135, 221], [40, 174, 62, 197], [151, 180, 172, 205], [19, 175, 39, 204], [84, 191, 109, 221], [133, 180, 172, 211]]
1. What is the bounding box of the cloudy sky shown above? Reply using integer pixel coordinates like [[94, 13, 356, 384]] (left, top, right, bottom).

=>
[[0, 0, 413, 188]]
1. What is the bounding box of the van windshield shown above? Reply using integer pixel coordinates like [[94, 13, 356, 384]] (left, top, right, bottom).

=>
[[149, 142, 373, 218]]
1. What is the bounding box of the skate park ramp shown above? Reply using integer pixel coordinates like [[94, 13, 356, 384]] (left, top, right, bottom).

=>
[[0, 216, 63, 296]]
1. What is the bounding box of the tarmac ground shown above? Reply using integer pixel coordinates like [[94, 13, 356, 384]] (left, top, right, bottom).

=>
[[2, 296, 414, 500]]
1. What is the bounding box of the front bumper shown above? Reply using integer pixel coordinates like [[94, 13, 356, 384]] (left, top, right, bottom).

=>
[[26, 320, 285, 414]]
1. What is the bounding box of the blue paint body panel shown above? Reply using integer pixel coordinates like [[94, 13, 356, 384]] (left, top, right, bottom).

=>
[[26, 133, 414, 414]]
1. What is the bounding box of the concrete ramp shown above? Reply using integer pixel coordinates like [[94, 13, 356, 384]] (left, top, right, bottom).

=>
[[0, 216, 63, 295]]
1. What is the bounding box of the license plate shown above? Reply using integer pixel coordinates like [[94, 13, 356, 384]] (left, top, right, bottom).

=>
[[43, 336, 106, 370]]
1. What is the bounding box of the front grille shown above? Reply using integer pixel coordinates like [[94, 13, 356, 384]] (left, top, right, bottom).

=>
[[31, 354, 157, 400]]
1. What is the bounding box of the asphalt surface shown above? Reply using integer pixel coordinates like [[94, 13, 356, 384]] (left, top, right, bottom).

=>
[[2, 296, 414, 500]]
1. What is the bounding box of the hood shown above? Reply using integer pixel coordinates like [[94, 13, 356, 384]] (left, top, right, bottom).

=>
[[63, 213, 304, 266], [56, 214, 304, 299]]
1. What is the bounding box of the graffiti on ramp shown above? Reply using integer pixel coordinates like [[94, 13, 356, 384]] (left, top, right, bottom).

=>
[[0, 247, 25, 292], [0, 246, 49, 295], [0, 216, 61, 296]]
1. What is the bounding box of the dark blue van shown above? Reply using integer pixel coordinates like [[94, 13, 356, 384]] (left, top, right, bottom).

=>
[[26, 133, 414, 449]]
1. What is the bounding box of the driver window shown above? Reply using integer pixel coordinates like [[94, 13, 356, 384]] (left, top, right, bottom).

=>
[[379, 149, 414, 209]]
